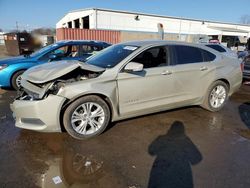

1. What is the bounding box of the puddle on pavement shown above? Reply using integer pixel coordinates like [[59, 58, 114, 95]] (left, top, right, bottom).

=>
[[0, 131, 128, 188], [71, 154, 103, 176], [237, 102, 250, 140], [38, 155, 104, 188], [236, 129, 250, 140], [207, 115, 223, 131], [36, 147, 126, 188], [239, 102, 250, 129], [201, 112, 225, 132]]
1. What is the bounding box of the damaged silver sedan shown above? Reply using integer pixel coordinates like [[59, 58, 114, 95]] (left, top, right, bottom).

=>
[[10, 40, 242, 139]]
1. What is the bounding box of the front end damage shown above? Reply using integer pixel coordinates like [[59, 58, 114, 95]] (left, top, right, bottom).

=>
[[17, 69, 102, 101], [11, 60, 105, 132], [10, 94, 65, 132], [17, 60, 105, 101]]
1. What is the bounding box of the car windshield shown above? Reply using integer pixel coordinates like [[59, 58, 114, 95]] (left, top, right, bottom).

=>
[[30, 43, 63, 57], [86, 44, 139, 68]]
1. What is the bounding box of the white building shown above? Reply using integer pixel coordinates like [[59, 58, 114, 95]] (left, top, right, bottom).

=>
[[56, 8, 250, 45], [0, 32, 5, 45]]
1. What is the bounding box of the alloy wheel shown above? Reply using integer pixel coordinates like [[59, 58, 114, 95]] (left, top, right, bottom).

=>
[[15, 74, 22, 88], [71, 102, 105, 135], [209, 85, 226, 108]]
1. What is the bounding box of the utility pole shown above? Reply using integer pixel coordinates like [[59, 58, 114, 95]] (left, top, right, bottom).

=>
[[178, 19, 182, 41], [157, 23, 164, 40], [16, 21, 19, 32]]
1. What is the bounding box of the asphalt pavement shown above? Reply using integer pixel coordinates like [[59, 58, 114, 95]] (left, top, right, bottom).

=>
[[1, 86, 250, 188]]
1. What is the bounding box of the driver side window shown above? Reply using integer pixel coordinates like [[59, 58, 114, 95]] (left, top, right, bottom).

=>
[[131, 46, 169, 68], [53, 46, 68, 55], [53, 45, 79, 57], [40, 45, 79, 61]]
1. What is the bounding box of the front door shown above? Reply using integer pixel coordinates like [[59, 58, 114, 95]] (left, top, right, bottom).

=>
[[38, 44, 81, 63], [117, 46, 176, 115]]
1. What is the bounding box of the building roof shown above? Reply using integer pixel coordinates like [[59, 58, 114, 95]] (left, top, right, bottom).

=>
[[207, 26, 249, 33], [68, 7, 250, 27]]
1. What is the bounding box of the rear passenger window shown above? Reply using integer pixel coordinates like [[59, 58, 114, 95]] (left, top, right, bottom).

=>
[[201, 49, 216, 62], [205, 45, 226, 52], [174, 46, 203, 64], [81, 45, 100, 53]]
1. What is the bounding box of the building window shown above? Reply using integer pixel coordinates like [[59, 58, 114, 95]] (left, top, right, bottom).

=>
[[74, 19, 80, 28], [68, 22, 72, 28], [82, 16, 90, 29]]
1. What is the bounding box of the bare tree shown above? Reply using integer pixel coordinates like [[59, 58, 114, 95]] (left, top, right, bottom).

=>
[[9, 29, 28, 33], [31, 27, 56, 35], [9, 29, 19, 33], [240, 15, 250, 24]]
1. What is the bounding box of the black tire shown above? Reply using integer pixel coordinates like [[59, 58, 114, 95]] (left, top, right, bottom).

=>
[[63, 95, 110, 140], [11, 70, 25, 90], [202, 81, 229, 112]]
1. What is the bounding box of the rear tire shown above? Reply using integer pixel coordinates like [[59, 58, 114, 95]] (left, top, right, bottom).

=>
[[11, 70, 25, 90], [202, 81, 229, 112], [63, 95, 110, 140]]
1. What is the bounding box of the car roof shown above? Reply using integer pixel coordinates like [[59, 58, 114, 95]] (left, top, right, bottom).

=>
[[202, 43, 228, 49], [203, 43, 221, 46], [119, 40, 212, 48], [56, 40, 111, 45], [202, 43, 232, 51], [118, 40, 222, 56]]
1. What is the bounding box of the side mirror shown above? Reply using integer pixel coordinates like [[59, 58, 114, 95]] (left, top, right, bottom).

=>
[[124, 62, 143, 72], [49, 54, 57, 60]]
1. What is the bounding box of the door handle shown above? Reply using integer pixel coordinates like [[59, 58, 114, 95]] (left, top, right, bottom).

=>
[[200, 66, 208, 71], [161, 70, 172, 75]]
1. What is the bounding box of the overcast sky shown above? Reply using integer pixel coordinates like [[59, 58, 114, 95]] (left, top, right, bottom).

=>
[[0, 0, 249, 31]]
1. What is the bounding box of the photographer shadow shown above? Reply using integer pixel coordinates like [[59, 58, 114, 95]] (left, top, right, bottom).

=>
[[148, 121, 202, 188]]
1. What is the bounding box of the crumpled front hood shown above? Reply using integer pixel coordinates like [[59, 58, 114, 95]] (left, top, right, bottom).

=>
[[22, 60, 105, 84]]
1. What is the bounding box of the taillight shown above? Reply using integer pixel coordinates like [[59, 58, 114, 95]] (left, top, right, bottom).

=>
[[240, 62, 244, 72]]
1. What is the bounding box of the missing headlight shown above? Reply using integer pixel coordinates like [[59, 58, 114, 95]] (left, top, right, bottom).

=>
[[48, 82, 65, 95], [16, 90, 39, 101]]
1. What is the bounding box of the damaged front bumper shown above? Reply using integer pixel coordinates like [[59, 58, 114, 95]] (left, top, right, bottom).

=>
[[10, 94, 66, 132], [9, 60, 104, 132]]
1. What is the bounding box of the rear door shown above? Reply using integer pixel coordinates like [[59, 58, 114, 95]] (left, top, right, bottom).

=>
[[171, 45, 216, 102]]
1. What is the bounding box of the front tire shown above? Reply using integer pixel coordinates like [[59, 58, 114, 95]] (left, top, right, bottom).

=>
[[11, 70, 25, 90], [202, 81, 229, 112], [63, 95, 110, 139]]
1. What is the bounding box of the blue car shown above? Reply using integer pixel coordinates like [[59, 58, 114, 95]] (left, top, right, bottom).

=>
[[0, 40, 110, 90]]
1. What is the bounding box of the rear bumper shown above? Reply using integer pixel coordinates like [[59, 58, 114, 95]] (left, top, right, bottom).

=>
[[228, 70, 242, 96], [10, 94, 66, 132], [230, 81, 241, 96]]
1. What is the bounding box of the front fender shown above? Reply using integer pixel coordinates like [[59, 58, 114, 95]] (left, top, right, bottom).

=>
[[0, 62, 36, 87], [57, 79, 119, 121]]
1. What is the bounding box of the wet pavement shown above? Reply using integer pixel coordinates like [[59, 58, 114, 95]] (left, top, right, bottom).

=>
[[1, 86, 250, 188]]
